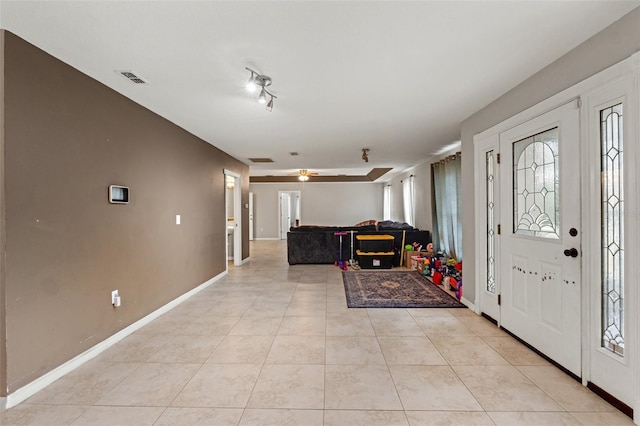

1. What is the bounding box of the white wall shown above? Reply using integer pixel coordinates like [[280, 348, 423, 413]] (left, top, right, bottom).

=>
[[386, 162, 433, 232], [249, 182, 383, 239]]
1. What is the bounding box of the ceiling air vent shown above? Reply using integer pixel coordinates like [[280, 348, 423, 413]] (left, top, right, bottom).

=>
[[289, 152, 299, 156], [118, 70, 148, 84], [248, 158, 274, 163]]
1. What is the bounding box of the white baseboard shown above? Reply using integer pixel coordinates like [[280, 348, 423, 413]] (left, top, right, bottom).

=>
[[0, 270, 228, 411], [460, 296, 476, 313], [240, 256, 251, 265], [254, 238, 281, 241]]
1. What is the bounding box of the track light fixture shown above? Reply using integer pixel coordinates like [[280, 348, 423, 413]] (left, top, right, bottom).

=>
[[245, 67, 277, 112], [362, 148, 370, 163]]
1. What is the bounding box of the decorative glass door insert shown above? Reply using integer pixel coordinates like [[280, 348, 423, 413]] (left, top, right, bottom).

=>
[[600, 103, 624, 356], [486, 150, 496, 294], [512, 127, 560, 239]]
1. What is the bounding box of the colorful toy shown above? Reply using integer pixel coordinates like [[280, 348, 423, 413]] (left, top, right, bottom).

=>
[[334, 231, 348, 271], [348, 230, 359, 269], [404, 244, 412, 252]]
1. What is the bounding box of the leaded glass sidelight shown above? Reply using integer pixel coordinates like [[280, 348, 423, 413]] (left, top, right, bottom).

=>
[[601, 103, 624, 356], [512, 128, 560, 239], [486, 151, 496, 294]]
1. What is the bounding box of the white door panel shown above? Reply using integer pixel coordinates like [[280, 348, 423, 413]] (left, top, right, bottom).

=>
[[499, 101, 582, 377]]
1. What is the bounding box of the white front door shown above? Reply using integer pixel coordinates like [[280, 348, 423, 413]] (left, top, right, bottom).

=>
[[499, 101, 582, 376]]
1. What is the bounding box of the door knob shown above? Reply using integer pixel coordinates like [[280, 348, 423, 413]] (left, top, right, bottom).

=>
[[564, 248, 578, 258]]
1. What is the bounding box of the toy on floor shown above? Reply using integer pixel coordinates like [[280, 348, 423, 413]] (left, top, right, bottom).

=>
[[426, 243, 434, 256], [348, 230, 360, 269], [455, 280, 463, 300], [334, 231, 348, 271]]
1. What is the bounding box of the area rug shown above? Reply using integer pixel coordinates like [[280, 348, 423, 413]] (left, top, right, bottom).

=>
[[342, 271, 465, 308]]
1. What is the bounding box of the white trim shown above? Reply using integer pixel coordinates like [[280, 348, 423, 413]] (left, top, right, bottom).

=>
[[580, 67, 639, 411], [223, 169, 240, 178], [460, 297, 475, 312], [277, 190, 301, 240], [224, 169, 243, 268], [473, 134, 500, 319], [0, 270, 228, 411], [240, 256, 251, 265], [255, 237, 280, 241], [630, 50, 640, 425], [634, 49, 640, 426]]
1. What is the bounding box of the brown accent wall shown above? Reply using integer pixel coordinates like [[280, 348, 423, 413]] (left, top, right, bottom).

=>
[[0, 31, 8, 397], [1, 31, 249, 392]]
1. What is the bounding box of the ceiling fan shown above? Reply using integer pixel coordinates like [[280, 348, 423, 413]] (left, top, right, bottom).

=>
[[289, 169, 318, 181]]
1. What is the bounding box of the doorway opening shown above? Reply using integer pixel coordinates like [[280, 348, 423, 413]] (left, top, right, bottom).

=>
[[279, 191, 301, 240], [224, 170, 242, 268]]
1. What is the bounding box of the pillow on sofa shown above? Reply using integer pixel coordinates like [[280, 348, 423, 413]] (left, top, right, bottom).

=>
[[354, 219, 378, 227], [377, 220, 415, 231]]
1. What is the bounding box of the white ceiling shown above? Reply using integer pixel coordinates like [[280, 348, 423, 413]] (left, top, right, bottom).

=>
[[1, 1, 638, 179]]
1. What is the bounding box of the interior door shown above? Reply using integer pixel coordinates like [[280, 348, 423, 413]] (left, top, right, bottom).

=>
[[499, 101, 582, 376], [279, 192, 291, 240], [249, 192, 254, 241]]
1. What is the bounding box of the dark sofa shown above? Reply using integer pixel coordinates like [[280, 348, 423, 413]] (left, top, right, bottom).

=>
[[287, 222, 431, 266]]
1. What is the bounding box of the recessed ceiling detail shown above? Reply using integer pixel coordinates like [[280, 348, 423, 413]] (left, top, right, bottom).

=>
[[117, 70, 148, 84], [248, 158, 274, 163], [250, 168, 392, 183]]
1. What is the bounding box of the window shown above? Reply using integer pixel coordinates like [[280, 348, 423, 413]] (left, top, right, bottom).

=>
[[512, 128, 560, 239], [600, 103, 624, 356], [486, 151, 496, 294], [402, 176, 415, 226], [383, 185, 392, 221]]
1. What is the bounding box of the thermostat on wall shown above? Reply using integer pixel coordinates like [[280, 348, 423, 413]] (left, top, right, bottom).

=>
[[109, 185, 129, 204]]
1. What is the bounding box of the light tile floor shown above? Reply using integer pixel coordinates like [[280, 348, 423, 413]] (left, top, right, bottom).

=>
[[1, 241, 634, 425]]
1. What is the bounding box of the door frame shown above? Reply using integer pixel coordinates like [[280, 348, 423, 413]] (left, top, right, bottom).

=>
[[224, 169, 242, 268], [581, 63, 639, 416], [278, 190, 301, 240], [473, 133, 501, 324], [473, 52, 640, 420], [249, 192, 254, 241], [278, 191, 291, 240]]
